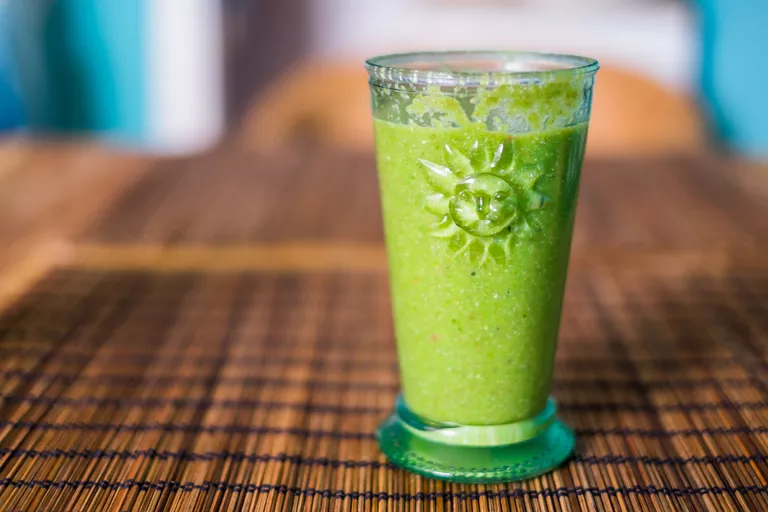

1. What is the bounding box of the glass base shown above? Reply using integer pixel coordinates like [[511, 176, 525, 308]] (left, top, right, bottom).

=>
[[377, 395, 575, 483]]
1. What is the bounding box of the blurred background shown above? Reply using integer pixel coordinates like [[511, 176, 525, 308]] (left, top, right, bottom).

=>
[[0, 0, 765, 159], [0, 4, 766, 505], [0, 0, 766, 286], [1, 0, 766, 281]]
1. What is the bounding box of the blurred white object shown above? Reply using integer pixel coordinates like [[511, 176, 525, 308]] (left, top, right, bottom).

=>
[[310, 0, 695, 92], [147, 0, 224, 154]]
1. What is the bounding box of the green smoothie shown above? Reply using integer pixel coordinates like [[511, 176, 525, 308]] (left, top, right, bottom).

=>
[[373, 84, 589, 426]]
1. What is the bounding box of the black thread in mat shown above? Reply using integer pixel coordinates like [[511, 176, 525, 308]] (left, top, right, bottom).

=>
[[5, 294, 763, 322], [156, 274, 256, 512], [2, 369, 764, 391], [1, 447, 766, 468], [0, 296, 394, 315], [2, 420, 767, 439], [0, 395, 384, 413], [0, 346, 746, 367], [0, 421, 374, 438], [1, 394, 767, 413], [0, 479, 767, 500], [0, 349, 402, 369], [0, 369, 402, 390], [0, 338, 397, 355]]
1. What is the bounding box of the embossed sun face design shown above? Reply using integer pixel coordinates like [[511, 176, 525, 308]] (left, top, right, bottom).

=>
[[420, 141, 548, 265]]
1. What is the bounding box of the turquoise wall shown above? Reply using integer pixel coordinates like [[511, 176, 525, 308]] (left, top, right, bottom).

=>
[[14, 0, 146, 141], [699, 0, 768, 157]]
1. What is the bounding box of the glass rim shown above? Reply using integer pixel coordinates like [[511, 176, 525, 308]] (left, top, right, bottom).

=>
[[365, 50, 599, 88]]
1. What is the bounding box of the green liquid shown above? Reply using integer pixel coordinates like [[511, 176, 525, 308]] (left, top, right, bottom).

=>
[[374, 118, 587, 425]]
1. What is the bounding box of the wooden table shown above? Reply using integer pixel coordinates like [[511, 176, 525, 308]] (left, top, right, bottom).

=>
[[0, 141, 767, 511]]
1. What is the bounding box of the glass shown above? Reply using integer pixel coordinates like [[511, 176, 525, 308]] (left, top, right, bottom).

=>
[[366, 51, 598, 483]]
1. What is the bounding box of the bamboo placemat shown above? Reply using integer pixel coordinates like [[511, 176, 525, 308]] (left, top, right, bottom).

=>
[[0, 264, 767, 511], [82, 154, 768, 251], [2, 147, 767, 510]]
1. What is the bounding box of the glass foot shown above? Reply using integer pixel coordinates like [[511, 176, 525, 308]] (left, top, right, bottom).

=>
[[377, 395, 575, 483]]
